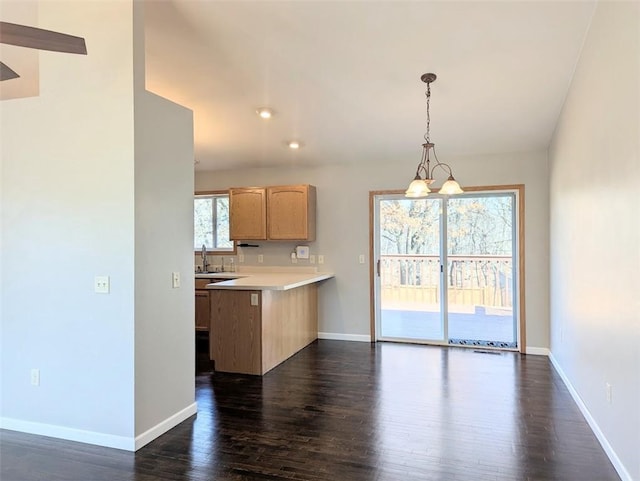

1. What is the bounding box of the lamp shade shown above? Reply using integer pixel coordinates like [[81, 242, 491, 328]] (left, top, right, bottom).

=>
[[405, 179, 431, 198], [438, 178, 463, 195]]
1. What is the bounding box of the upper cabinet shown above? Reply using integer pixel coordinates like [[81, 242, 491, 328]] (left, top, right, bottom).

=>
[[229, 187, 267, 240], [229, 184, 316, 241], [267, 185, 316, 240]]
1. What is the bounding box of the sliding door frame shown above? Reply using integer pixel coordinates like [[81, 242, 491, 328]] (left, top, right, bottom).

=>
[[369, 184, 526, 353]]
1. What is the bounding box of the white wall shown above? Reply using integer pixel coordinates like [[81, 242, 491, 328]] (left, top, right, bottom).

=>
[[196, 149, 550, 350], [1, 1, 196, 451], [134, 90, 195, 441], [132, 0, 195, 446], [549, 2, 640, 480], [1, 1, 137, 444]]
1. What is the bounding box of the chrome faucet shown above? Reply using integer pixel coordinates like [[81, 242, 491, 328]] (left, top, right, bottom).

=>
[[201, 244, 209, 273]]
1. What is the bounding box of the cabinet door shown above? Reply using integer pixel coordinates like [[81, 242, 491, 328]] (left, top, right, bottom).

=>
[[229, 188, 267, 240], [195, 290, 210, 331], [209, 290, 262, 375], [267, 185, 316, 240]]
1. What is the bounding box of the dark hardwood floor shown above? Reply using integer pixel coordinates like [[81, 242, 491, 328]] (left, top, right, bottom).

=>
[[1, 339, 620, 481]]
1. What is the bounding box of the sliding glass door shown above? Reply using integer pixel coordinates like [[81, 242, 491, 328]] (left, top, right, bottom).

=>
[[377, 196, 445, 342], [445, 194, 517, 348], [374, 190, 518, 349]]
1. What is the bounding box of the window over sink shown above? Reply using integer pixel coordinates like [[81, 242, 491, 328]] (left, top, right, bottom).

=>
[[194, 191, 236, 254]]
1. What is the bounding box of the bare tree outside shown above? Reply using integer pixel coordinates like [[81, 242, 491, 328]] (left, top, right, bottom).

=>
[[194, 195, 232, 250]]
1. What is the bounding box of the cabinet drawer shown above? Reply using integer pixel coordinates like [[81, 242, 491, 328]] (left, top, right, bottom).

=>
[[195, 278, 213, 289], [195, 289, 210, 332]]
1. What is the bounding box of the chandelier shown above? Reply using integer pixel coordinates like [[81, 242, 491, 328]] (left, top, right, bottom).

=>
[[405, 73, 463, 198]]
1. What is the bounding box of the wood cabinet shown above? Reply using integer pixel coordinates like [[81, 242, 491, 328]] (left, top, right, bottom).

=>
[[229, 187, 267, 240], [267, 185, 316, 241], [209, 284, 318, 375], [229, 184, 316, 241], [195, 278, 211, 332], [209, 290, 262, 374]]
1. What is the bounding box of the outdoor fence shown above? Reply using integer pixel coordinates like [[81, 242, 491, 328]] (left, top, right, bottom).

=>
[[380, 255, 513, 308]]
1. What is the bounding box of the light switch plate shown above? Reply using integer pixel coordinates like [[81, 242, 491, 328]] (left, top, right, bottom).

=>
[[172, 272, 181, 288], [250, 293, 259, 306], [258, 254, 264, 263]]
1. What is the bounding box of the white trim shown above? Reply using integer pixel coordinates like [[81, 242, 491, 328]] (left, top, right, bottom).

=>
[[0, 417, 135, 451], [525, 346, 549, 356], [0, 402, 198, 452], [134, 402, 198, 450], [549, 353, 632, 481], [318, 332, 371, 342]]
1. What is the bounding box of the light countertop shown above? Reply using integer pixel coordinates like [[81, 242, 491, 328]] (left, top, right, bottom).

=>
[[195, 268, 334, 291]]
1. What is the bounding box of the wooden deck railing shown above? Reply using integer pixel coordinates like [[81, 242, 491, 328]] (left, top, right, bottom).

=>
[[380, 255, 513, 308]]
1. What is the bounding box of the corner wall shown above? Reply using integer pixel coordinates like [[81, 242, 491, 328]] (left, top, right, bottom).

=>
[[1, 1, 196, 451], [548, 2, 640, 480], [134, 90, 195, 445]]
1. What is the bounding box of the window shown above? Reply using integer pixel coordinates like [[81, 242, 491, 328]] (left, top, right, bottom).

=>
[[194, 191, 235, 254]]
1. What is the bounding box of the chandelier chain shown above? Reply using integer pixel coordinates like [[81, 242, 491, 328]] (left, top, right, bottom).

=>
[[424, 82, 431, 143]]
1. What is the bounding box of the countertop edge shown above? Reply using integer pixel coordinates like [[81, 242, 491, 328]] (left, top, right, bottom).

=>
[[204, 273, 334, 291]]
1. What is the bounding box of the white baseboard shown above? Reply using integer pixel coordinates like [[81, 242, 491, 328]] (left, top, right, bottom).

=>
[[549, 353, 632, 481], [0, 402, 198, 452], [318, 332, 371, 342], [135, 402, 197, 450], [525, 346, 549, 356], [317, 336, 550, 351], [0, 417, 135, 451]]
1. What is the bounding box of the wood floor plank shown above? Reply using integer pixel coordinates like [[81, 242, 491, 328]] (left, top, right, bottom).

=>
[[0, 340, 621, 480]]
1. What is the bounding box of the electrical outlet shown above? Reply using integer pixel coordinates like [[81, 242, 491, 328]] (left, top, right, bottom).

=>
[[318, 255, 324, 265], [250, 293, 259, 306], [172, 272, 181, 288], [94, 276, 110, 294], [309, 254, 316, 264], [258, 254, 264, 263], [606, 383, 612, 404], [359, 254, 365, 264], [239, 254, 245, 263], [31, 368, 40, 386]]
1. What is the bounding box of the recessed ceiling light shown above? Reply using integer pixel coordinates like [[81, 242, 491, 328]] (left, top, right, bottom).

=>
[[288, 141, 301, 149], [256, 107, 273, 119]]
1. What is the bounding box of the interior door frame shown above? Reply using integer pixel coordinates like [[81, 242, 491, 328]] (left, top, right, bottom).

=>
[[369, 184, 526, 353]]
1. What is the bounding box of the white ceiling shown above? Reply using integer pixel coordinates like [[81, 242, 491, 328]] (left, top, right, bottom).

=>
[[3, 1, 597, 171], [144, 1, 596, 172]]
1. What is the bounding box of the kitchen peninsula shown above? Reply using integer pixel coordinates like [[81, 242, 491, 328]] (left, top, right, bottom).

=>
[[196, 269, 333, 375]]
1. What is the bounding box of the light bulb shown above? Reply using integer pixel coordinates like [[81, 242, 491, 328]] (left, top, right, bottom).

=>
[[256, 108, 273, 119], [405, 179, 431, 198], [439, 178, 463, 195]]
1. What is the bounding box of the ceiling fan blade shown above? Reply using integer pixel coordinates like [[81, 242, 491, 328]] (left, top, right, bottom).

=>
[[0, 21, 87, 55], [0, 61, 20, 81]]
